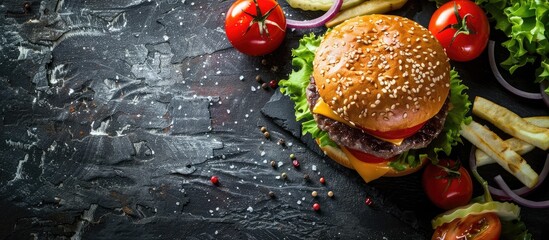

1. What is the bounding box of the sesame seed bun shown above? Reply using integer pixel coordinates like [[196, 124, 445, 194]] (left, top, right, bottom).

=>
[[312, 15, 451, 132]]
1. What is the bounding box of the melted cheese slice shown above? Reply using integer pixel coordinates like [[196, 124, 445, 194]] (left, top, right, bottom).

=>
[[341, 146, 390, 182], [312, 98, 405, 145]]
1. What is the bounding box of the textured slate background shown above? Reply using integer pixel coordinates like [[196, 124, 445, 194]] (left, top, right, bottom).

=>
[[1, 0, 548, 239]]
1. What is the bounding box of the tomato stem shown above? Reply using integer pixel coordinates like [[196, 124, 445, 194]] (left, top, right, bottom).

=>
[[243, 0, 285, 37], [438, 2, 475, 47]]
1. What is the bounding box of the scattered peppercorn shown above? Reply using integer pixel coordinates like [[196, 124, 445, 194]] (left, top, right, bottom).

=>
[[270, 160, 277, 168], [261, 82, 269, 90], [319, 177, 326, 184], [269, 80, 278, 89], [263, 131, 270, 139], [255, 75, 263, 83], [289, 153, 296, 160], [268, 191, 275, 198], [210, 176, 219, 185], [312, 203, 320, 211], [311, 191, 318, 197], [327, 191, 334, 198], [365, 197, 373, 206], [281, 172, 288, 179], [261, 59, 268, 65], [277, 139, 285, 146], [303, 174, 310, 180], [260, 126, 267, 133], [292, 159, 300, 168]]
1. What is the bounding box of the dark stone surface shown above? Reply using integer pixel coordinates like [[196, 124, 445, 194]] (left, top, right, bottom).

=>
[[1, 0, 548, 239]]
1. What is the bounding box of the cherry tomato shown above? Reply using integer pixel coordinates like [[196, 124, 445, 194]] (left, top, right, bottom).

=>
[[363, 121, 426, 140], [225, 0, 286, 56], [428, 0, 490, 62], [422, 159, 473, 210], [432, 213, 501, 240]]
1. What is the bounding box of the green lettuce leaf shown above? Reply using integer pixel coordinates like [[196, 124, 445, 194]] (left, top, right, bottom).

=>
[[278, 33, 336, 147], [476, 0, 549, 88], [501, 219, 533, 240], [279, 33, 471, 170]]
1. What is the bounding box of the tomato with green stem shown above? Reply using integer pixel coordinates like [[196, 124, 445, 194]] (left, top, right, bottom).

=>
[[428, 0, 490, 62], [225, 0, 286, 56], [422, 159, 473, 210]]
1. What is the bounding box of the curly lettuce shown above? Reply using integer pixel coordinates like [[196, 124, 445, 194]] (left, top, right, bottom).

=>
[[279, 33, 471, 170]]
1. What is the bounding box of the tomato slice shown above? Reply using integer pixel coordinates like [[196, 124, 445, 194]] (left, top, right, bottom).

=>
[[346, 147, 393, 163], [432, 213, 501, 240], [363, 121, 426, 140]]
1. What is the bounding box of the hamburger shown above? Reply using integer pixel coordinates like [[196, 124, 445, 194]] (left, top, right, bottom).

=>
[[279, 14, 471, 183]]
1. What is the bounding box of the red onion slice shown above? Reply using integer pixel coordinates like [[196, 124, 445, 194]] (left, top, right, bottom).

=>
[[541, 80, 549, 108], [286, 0, 343, 29], [469, 146, 549, 199], [495, 175, 549, 208], [488, 41, 543, 100]]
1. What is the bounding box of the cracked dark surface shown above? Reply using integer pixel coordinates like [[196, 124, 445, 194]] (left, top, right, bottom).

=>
[[1, 0, 548, 239]]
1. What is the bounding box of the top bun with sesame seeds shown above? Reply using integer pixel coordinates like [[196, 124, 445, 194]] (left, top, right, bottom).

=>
[[312, 14, 450, 132]]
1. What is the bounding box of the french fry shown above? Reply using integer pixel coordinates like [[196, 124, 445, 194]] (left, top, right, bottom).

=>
[[325, 0, 408, 28], [460, 121, 539, 188], [472, 97, 549, 150], [476, 138, 535, 166], [475, 116, 549, 166], [524, 116, 549, 128]]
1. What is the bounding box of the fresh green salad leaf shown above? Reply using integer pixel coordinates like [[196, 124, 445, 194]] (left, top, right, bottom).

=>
[[279, 33, 471, 171], [501, 219, 533, 240], [278, 33, 336, 147]]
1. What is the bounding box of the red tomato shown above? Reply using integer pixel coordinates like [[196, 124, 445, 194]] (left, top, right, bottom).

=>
[[363, 122, 426, 140], [225, 0, 286, 56], [428, 0, 490, 62], [422, 159, 473, 210], [346, 147, 393, 163], [432, 213, 501, 240]]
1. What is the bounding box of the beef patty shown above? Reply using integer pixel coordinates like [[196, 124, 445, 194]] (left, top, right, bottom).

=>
[[306, 77, 449, 159]]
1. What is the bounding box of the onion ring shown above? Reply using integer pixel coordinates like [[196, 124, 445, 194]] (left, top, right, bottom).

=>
[[488, 41, 543, 100], [469, 146, 549, 199], [286, 0, 343, 29], [541, 80, 549, 108], [495, 175, 549, 208]]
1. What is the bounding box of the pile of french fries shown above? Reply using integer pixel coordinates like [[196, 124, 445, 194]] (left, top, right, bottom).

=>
[[460, 96, 549, 188], [285, 0, 409, 28]]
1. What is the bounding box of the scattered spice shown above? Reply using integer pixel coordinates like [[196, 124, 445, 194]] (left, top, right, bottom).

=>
[[289, 153, 296, 160], [210, 176, 219, 185], [311, 191, 318, 197], [261, 59, 268, 65], [255, 75, 263, 83], [268, 191, 275, 198], [270, 160, 277, 168], [263, 131, 270, 139], [260, 126, 267, 133], [292, 159, 300, 168], [327, 191, 334, 198], [269, 80, 278, 89], [277, 139, 285, 146], [312, 203, 321, 211], [303, 174, 310, 181], [261, 82, 269, 90], [319, 177, 326, 184], [281, 172, 288, 179], [365, 197, 373, 206]]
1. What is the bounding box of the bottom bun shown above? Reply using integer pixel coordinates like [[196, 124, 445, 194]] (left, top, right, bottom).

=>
[[317, 140, 428, 178]]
